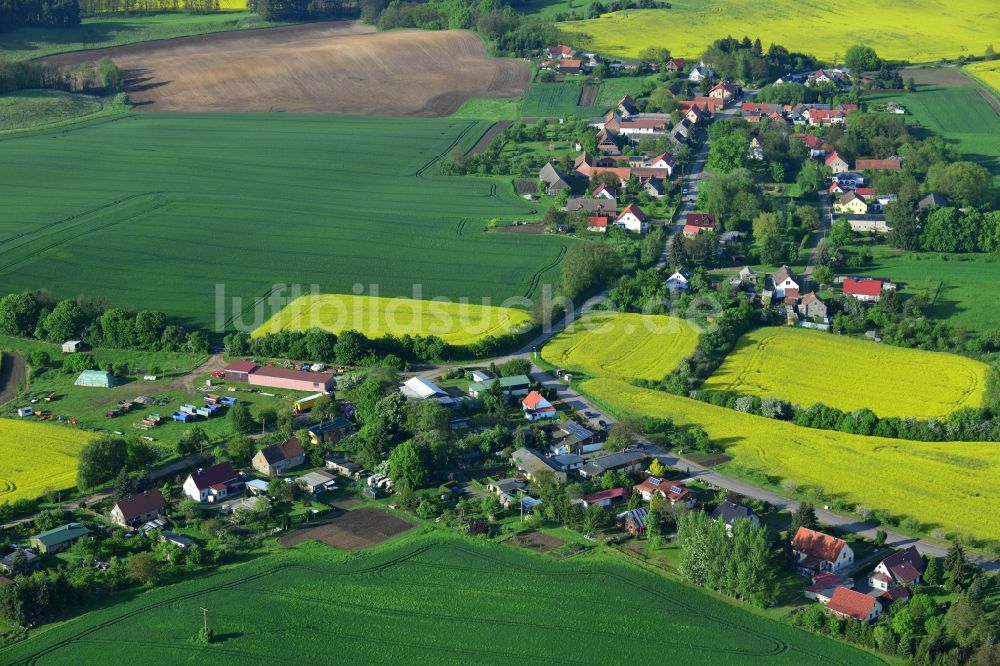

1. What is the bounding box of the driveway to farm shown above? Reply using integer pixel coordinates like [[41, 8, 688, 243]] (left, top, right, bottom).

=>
[[802, 194, 833, 276], [165, 352, 227, 393]]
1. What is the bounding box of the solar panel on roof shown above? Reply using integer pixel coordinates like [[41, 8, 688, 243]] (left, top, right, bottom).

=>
[[670, 485, 683, 494], [649, 478, 661, 486]]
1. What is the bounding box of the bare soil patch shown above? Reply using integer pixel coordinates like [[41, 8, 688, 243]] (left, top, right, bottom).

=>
[[505, 529, 565, 554], [514, 180, 538, 196], [329, 497, 362, 510], [578, 85, 598, 107], [905, 67, 976, 89], [40, 23, 529, 116], [465, 120, 512, 157], [280, 507, 413, 550], [0, 352, 26, 407]]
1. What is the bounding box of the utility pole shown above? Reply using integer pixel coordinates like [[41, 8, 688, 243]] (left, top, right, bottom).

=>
[[200, 607, 208, 633], [519, 488, 524, 523]]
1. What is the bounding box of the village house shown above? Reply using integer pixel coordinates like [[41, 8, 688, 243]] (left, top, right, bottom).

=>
[[711, 502, 760, 535], [31, 523, 90, 554], [683, 212, 717, 237], [708, 81, 740, 106], [795, 133, 826, 157], [467, 374, 531, 399], [824, 152, 849, 174], [551, 453, 585, 472], [296, 470, 339, 495], [624, 507, 649, 535], [832, 171, 864, 190], [688, 60, 714, 81], [306, 417, 352, 445], [512, 447, 566, 483], [1, 549, 41, 575], [825, 587, 883, 623], [110, 489, 166, 527], [182, 462, 244, 503], [729, 265, 758, 288], [587, 215, 613, 233], [487, 478, 528, 497], [615, 203, 648, 233], [834, 191, 869, 215], [792, 526, 855, 574], [522, 390, 558, 421], [664, 58, 687, 73], [798, 292, 828, 320], [566, 195, 618, 215], [771, 265, 799, 299], [579, 487, 630, 509], [804, 572, 853, 603], [918, 193, 948, 210], [804, 108, 845, 127], [579, 450, 645, 479], [842, 277, 887, 303], [869, 546, 924, 593], [252, 437, 306, 476], [557, 59, 582, 75], [596, 128, 621, 155], [324, 454, 363, 478], [666, 270, 691, 292], [549, 421, 600, 455], [546, 44, 576, 59], [592, 182, 616, 200], [855, 156, 901, 172], [634, 477, 695, 507], [539, 162, 571, 196], [616, 95, 639, 118], [642, 177, 666, 199]]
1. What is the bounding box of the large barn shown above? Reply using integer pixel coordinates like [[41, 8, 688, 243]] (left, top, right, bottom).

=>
[[222, 361, 335, 393]]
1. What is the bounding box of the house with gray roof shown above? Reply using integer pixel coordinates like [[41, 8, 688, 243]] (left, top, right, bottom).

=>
[[710, 502, 760, 535], [512, 447, 566, 483], [539, 162, 571, 195], [578, 450, 645, 478]]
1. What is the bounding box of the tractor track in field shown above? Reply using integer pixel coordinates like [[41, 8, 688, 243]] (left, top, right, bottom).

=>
[[522, 244, 567, 298], [414, 121, 479, 178]]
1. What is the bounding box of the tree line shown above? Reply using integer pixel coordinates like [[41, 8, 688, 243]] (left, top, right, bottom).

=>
[[0, 58, 123, 95], [0, 290, 208, 354], [0, 0, 79, 31]]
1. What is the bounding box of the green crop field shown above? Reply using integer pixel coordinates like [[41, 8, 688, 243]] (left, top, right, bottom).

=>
[[841, 246, 1000, 334], [520, 82, 605, 118], [0, 12, 277, 61], [559, 0, 1000, 62], [0, 91, 112, 133], [583, 378, 1000, 541], [703, 327, 988, 419], [865, 85, 1000, 190], [0, 533, 881, 664], [0, 114, 570, 331]]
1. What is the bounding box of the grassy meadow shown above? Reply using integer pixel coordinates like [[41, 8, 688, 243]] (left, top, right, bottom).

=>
[[254, 294, 535, 344], [841, 246, 1000, 334], [865, 85, 1000, 191], [559, 0, 1000, 62], [0, 532, 881, 664], [703, 327, 988, 419], [0, 90, 114, 133], [0, 114, 570, 330], [541, 312, 700, 381], [0, 419, 92, 503], [0, 12, 271, 61], [583, 378, 1000, 541]]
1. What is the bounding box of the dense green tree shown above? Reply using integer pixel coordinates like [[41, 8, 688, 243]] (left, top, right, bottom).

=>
[[229, 401, 255, 435], [388, 440, 430, 488], [77, 435, 128, 491], [844, 45, 882, 73]]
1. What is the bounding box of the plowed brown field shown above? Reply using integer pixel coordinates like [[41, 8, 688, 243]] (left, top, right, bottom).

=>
[[41, 22, 529, 116]]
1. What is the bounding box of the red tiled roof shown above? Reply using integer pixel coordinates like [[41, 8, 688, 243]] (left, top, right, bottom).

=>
[[806, 572, 843, 593], [522, 390, 546, 409], [560, 59, 583, 68], [825, 151, 846, 165], [685, 213, 716, 227], [827, 587, 877, 621], [113, 489, 166, 521], [880, 587, 910, 603], [855, 158, 901, 171], [587, 216, 611, 228], [252, 366, 334, 384], [854, 187, 877, 197], [583, 487, 628, 503], [792, 527, 846, 563], [880, 546, 924, 575], [843, 277, 884, 297], [225, 360, 258, 373], [796, 133, 823, 149]]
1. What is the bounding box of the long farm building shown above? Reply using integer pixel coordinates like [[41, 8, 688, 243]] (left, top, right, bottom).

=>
[[223, 361, 335, 392]]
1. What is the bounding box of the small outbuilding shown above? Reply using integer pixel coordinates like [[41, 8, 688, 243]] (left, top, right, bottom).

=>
[[74, 370, 117, 388], [62, 340, 82, 353]]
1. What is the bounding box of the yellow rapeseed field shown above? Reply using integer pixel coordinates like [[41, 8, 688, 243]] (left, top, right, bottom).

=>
[[563, 0, 1000, 62], [965, 61, 1000, 94], [218, 0, 248, 8], [0, 420, 91, 504], [582, 378, 1000, 541], [253, 294, 534, 346], [703, 327, 987, 419], [541, 312, 699, 381]]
